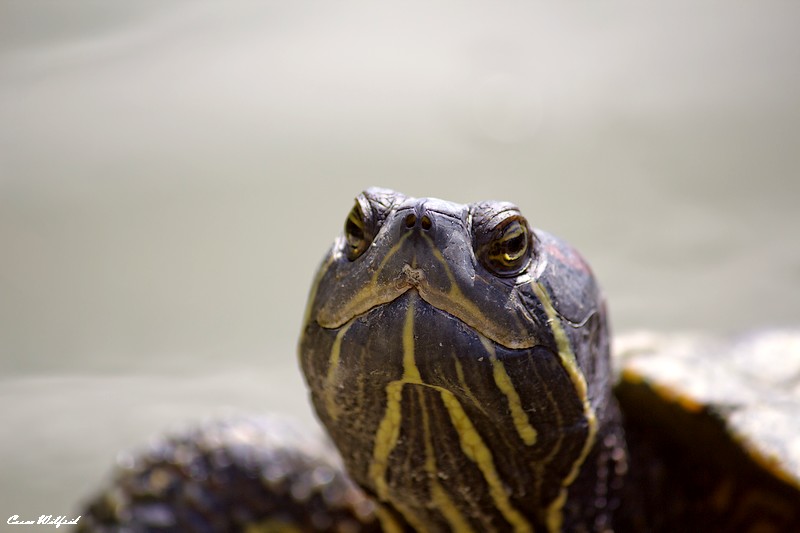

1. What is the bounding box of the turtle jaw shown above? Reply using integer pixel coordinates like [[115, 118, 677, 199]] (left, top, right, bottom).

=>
[[300, 291, 597, 532]]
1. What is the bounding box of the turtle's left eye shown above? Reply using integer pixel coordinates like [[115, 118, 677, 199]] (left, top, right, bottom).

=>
[[479, 216, 532, 276], [344, 199, 373, 261]]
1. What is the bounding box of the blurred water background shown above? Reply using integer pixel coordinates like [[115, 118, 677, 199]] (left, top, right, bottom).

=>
[[1, 1, 799, 528]]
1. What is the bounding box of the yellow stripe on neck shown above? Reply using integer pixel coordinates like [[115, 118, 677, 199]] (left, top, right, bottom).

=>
[[324, 321, 354, 421], [478, 334, 538, 446], [368, 293, 422, 504], [530, 281, 598, 533], [419, 388, 476, 532], [440, 388, 534, 533]]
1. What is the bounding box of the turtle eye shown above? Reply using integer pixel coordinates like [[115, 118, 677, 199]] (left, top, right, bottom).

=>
[[480, 216, 532, 276], [344, 199, 373, 260]]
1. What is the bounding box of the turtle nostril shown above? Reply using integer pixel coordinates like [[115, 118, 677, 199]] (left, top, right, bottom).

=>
[[420, 215, 432, 230], [405, 214, 417, 228]]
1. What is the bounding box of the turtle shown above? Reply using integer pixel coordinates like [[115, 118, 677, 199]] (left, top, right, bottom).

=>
[[77, 188, 800, 532]]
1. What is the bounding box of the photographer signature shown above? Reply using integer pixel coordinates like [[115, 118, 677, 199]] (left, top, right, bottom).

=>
[[7, 515, 81, 528]]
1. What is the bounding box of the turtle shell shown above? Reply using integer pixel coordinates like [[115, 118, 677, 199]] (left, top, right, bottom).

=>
[[76, 416, 379, 532], [614, 330, 800, 531]]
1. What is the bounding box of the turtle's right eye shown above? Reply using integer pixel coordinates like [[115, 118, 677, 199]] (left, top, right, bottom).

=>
[[344, 199, 373, 260]]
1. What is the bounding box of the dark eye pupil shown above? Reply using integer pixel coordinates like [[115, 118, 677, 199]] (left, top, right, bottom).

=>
[[504, 234, 524, 254]]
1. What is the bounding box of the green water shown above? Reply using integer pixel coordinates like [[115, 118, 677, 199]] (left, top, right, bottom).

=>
[[1, 2, 799, 529]]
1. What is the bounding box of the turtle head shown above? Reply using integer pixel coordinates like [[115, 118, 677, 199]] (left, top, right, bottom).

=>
[[299, 188, 618, 531]]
